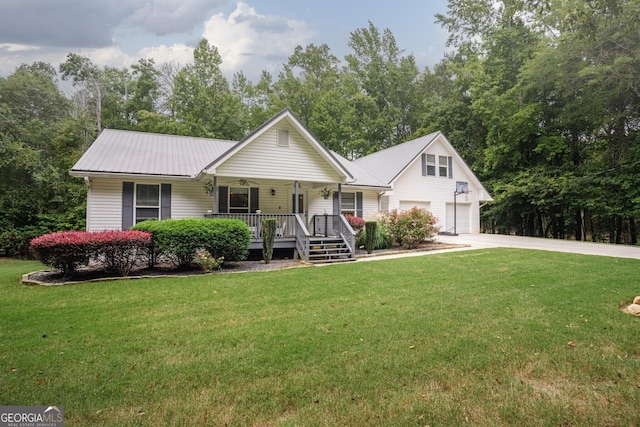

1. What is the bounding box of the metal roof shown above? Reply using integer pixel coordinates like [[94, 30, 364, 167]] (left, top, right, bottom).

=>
[[353, 132, 440, 184], [332, 151, 391, 189], [71, 129, 236, 178]]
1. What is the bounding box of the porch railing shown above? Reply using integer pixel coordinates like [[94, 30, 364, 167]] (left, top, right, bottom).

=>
[[311, 214, 356, 255], [204, 213, 297, 239], [204, 213, 355, 260]]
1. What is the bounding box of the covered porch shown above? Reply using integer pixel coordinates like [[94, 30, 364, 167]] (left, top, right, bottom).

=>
[[204, 211, 357, 263]]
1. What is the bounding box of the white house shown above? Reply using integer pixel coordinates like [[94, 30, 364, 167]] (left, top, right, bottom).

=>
[[70, 108, 491, 262]]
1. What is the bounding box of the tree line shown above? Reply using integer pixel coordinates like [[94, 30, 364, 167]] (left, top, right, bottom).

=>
[[1, 0, 638, 256]]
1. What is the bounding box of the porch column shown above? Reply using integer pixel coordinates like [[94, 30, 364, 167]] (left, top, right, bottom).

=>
[[337, 183, 342, 215], [212, 176, 218, 213], [294, 181, 300, 213]]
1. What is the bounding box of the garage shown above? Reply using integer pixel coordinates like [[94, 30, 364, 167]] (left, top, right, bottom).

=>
[[445, 203, 470, 234], [399, 200, 431, 212]]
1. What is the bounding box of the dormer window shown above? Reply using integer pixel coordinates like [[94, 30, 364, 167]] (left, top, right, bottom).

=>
[[277, 129, 289, 147]]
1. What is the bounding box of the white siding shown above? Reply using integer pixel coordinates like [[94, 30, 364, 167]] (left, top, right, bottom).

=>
[[386, 136, 482, 233], [171, 181, 212, 219], [399, 200, 431, 211], [87, 178, 214, 231], [86, 178, 123, 231], [361, 192, 380, 219], [215, 124, 343, 183]]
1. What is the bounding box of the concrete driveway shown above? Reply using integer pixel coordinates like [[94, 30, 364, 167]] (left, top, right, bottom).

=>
[[437, 233, 640, 260]]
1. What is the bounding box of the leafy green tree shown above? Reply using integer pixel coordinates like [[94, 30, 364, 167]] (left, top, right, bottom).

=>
[[345, 22, 421, 152], [171, 39, 244, 139]]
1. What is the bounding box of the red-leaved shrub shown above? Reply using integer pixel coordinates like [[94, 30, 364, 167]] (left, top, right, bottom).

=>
[[345, 215, 365, 229], [31, 231, 94, 276], [31, 230, 152, 277], [90, 230, 152, 276]]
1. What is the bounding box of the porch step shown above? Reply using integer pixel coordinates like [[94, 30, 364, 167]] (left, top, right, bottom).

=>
[[307, 237, 356, 264]]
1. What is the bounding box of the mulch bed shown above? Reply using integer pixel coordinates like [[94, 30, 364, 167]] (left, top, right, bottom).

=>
[[22, 241, 465, 286]]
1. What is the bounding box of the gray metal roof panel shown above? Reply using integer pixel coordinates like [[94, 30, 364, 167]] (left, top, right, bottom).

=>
[[71, 129, 237, 177], [353, 132, 440, 184], [332, 151, 391, 189]]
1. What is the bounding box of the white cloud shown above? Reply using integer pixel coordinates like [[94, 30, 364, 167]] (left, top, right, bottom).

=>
[[0, 43, 40, 53], [202, 2, 315, 80], [138, 44, 195, 67]]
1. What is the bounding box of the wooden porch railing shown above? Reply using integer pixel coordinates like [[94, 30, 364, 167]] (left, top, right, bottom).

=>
[[204, 213, 297, 239], [204, 213, 355, 261]]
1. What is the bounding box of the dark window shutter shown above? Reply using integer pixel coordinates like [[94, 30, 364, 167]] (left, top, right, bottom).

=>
[[161, 183, 171, 220], [356, 192, 363, 218], [122, 182, 134, 230], [421, 153, 427, 176], [448, 156, 453, 179], [250, 187, 259, 213], [218, 186, 228, 213], [333, 192, 339, 215]]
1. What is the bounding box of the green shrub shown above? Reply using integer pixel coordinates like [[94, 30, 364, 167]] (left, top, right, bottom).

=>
[[389, 207, 440, 249], [202, 219, 251, 261], [261, 218, 276, 264], [356, 220, 393, 251], [364, 221, 378, 254], [132, 219, 204, 268], [132, 218, 251, 268], [194, 250, 224, 272]]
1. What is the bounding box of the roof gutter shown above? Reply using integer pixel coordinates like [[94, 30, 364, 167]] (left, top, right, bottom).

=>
[[69, 170, 195, 181]]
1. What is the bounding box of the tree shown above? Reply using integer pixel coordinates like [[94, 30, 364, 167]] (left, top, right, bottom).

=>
[[60, 53, 104, 132], [171, 39, 244, 139], [345, 22, 421, 152]]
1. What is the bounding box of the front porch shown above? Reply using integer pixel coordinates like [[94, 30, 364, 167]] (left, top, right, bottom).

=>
[[204, 213, 357, 263]]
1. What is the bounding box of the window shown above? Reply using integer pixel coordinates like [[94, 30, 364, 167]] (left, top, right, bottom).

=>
[[341, 193, 355, 216], [277, 129, 289, 147], [229, 187, 249, 213], [439, 156, 448, 177], [426, 154, 436, 176], [135, 184, 160, 223]]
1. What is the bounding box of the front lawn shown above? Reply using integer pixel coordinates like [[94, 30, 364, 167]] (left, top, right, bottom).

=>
[[1, 250, 638, 426]]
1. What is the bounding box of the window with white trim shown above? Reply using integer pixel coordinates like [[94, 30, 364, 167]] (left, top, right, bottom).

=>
[[439, 155, 448, 177], [135, 184, 160, 223], [426, 154, 436, 176], [229, 187, 249, 213], [341, 192, 356, 216]]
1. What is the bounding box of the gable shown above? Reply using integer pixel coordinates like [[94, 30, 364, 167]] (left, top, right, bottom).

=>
[[355, 132, 492, 202], [204, 110, 351, 184]]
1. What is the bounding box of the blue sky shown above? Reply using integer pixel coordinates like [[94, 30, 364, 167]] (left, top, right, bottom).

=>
[[0, 0, 450, 82]]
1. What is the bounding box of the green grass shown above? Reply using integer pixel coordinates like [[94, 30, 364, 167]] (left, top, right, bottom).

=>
[[1, 250, 639, 426]]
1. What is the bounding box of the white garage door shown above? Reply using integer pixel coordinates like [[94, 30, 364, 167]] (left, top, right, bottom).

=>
[[398, 201, 431, 212], [445, 203, 470, 234]]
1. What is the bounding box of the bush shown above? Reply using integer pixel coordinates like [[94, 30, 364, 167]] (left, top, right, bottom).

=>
[[0, 226, 49, 258], [201, 219, 251, 261], [132, 219, 207, 268], [30, 230, 152, 276], [345, 216, 365, 229], [389, 207, 440, 249], [132, 218, 251, 268], [364, 221, 378, 254], [31, 231, 93, 276], [261, 218, 276, 264], [91, 230, 152, 276], [356, 219, 393, 251], [194, 251, 224, 272]]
